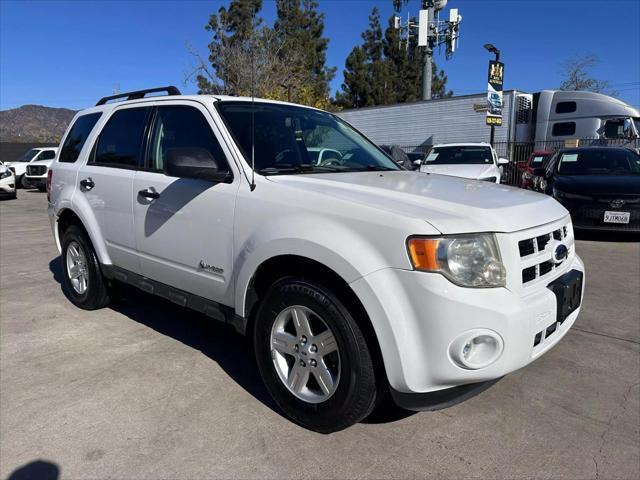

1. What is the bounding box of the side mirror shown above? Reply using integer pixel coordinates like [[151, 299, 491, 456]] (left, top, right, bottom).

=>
[[413, 159, 422, 166], [165, 148, 231, 183], [498, 157, 510, 165]]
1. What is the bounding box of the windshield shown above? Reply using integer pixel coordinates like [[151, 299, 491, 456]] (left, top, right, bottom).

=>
[[557, 149, 640, 175], [16, 149, 40, 162], [216, 102, 400, 175], [425, 146, 494, 165]]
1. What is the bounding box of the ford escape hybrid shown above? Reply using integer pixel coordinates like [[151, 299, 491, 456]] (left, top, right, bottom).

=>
[[48, 87, 585, 432]]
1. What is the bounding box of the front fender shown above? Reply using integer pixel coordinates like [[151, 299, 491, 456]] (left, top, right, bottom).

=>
[[233, 212, 408, 316]]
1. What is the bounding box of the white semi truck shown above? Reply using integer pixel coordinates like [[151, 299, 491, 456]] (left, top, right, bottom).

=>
[[337, 89, 640, 150]]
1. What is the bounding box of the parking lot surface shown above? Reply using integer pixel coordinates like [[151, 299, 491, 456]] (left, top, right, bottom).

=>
[[1, 191, 639, 479]]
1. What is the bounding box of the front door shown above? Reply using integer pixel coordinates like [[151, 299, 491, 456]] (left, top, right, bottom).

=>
[[132, 102, 238, 305]]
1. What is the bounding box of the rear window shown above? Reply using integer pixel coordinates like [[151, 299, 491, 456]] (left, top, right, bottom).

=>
[[91, 108, 150, 168], [59, 113, 102, 163]]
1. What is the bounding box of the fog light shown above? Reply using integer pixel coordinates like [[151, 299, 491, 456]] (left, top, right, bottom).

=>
[[450, 329, 503, 370]]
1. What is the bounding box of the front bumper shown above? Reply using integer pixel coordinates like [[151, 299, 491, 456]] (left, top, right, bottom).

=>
[[24, 175, 47, 188], [350, 253, 585, 396], [0, 177, 16, 194]]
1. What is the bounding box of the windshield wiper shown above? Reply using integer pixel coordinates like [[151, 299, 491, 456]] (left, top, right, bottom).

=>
[[365, 165, 396, 171], [257, 164, 318, 175]]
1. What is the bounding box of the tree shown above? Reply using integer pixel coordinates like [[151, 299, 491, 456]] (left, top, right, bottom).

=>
[[188, 0, 334, 109], [559, 54, 613, 94], [275, 0, 336, 102], [336, 5, 452, 108]]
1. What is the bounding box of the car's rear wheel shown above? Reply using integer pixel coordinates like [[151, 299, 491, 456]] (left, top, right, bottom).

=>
[[254, 278, 377, 433], [61, 225, 110, 310]]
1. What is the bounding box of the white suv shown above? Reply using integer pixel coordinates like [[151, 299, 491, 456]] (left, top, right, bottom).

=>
[[48, 87, 585, 432], [419, 142, 509, 183]]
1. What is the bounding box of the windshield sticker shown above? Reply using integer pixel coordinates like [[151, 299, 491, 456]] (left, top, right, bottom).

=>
[[561, 154, 578, 163], [532, 156, 545, 164], [426, 152, 439, 162]]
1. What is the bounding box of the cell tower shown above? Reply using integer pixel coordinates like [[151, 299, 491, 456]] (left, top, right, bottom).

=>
[[394, 1, 462, 100]]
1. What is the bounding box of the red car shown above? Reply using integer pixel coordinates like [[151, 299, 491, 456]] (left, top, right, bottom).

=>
[[519, 150, 554, 190]]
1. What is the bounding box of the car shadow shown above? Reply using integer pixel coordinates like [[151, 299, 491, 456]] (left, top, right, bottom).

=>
[[48, 256, 417, 428], [49, 256, 280, 416], [574, 229, 639, 242], [7, 460, 59, 480]]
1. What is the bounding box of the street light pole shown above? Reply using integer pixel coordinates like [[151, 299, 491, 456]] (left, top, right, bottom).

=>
[[484, 43, 500, 146]]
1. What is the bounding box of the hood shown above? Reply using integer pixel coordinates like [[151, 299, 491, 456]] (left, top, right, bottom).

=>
[[28, 159, 54, 167], [268, 171, 568, 234], [554, 174, 640, 197], [420, 163, 497, 179]]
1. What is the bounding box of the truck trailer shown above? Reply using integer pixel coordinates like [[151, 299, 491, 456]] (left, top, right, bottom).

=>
[[337, 89, 639, 152]]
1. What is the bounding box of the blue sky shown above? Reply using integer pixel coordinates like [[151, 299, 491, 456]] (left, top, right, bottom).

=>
[[1, 0, 639, 111]]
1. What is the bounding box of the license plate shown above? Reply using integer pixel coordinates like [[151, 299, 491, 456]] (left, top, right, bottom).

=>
[[604, 211, 630, 224], [547, 270, 583, 324]]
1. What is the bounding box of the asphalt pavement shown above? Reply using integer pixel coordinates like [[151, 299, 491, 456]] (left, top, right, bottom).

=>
[[1, 190, 638, 479]]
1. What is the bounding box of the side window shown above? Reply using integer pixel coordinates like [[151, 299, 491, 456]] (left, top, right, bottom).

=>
[[59, 113, 102, 163], [148, 105, 230, 174], [555, 101, 577, 114], [39, 150, 56, 160], [91, 108, 150, 168], [552, 122, 576, 137]]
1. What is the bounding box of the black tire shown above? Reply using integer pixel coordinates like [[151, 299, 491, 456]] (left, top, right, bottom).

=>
[[60, 225, 110, 310], [37, 185, 46, 192], [20, 175, 31, 189], [254, 278, 377, 433], [16, 175, 24, 189]]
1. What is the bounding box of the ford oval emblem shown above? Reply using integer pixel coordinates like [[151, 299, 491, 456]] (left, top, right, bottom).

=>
[[610, 199, 625, 209], [553, 244, 569, 264]]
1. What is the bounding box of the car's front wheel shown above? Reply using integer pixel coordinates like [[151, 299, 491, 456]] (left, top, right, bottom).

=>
[[254, 278, 377, 433], [61, 225, 110, 310]]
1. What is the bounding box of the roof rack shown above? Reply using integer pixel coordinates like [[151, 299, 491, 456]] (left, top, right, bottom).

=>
[[95, 86, 181, 106]]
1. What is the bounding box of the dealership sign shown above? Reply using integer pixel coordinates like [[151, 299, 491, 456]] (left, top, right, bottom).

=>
[[486, 60, 504, 126]]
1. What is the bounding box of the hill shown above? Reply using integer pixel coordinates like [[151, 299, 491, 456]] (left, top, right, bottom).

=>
[[0, 105, 77, 143]]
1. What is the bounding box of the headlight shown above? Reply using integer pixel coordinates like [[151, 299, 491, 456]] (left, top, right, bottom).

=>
[[407, 234, 506, 288], [0, 169, 12, 179], [479, 176, 497, 182], [553, 189, 591, 200]]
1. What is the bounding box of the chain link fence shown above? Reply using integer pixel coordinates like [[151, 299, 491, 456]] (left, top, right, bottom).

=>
[[383, 138, 640, 187]]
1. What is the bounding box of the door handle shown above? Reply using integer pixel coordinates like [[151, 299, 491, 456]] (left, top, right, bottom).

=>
[[80, 177, 94, 191], [138, 188, 160, 200]]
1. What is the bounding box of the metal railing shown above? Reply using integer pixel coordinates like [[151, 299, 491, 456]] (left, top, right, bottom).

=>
[[383, 138, 640, 187]]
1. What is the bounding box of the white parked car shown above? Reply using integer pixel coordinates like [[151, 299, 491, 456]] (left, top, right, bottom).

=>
[[0, 161, 17, 199], [25, 156, 56, 191], [419, 142, 509, 183], [48, 87, 585, 433], [5, 147, 58, 188]]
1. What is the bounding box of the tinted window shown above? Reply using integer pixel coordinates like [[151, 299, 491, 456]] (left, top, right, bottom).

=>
[[552, 122, 576, 137], [148, 106, 229, 173], [425, 146, 494, 165], [60, 113, 102, 163], [217, 102, 399, 174], [38, 150, 56, 160], [555, 102, 577, 114], [92, 108, 150, 168], [557, 149, 640, 175]]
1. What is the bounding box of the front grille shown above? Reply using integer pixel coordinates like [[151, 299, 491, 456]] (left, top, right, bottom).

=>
[[27, 165, 47, 176], [518, 222, 571, 285]]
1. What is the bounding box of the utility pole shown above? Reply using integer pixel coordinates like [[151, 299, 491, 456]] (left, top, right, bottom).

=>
[[422, 3, 434, 100], [484, 43, 502, 146]]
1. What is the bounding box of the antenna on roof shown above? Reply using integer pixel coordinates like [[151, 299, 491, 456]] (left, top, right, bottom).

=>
[[249, 30, 257, 192]]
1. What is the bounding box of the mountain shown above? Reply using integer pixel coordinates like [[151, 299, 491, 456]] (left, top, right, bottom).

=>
[[0, 105, 77, 143]]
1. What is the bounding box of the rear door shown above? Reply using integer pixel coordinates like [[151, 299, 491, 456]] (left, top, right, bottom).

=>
[[79, 106, 152, 273], [132, 101, 238, 304], [52, 112, 103, 205]]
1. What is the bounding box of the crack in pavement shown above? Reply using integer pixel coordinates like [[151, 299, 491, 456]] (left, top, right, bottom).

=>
[[591, 381, 640, 479], [571, 326, 639, 345]]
